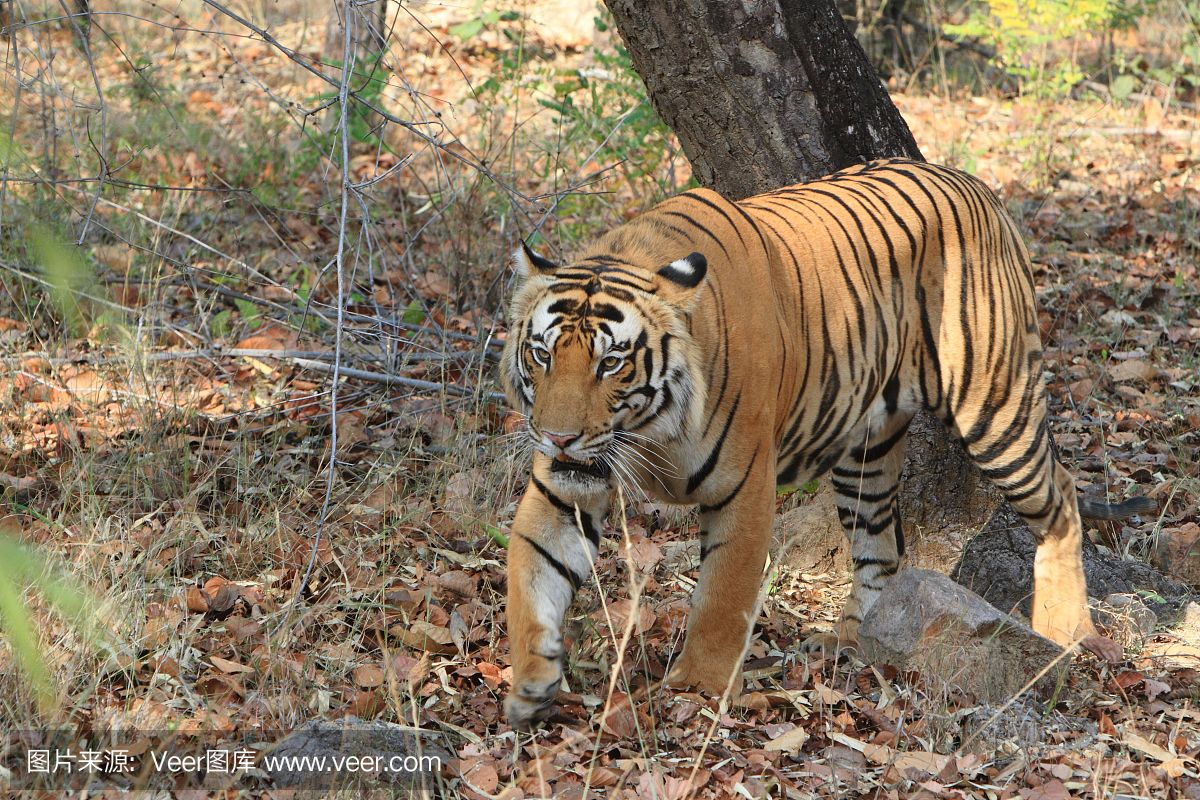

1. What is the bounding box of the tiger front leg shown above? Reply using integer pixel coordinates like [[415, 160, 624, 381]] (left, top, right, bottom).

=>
[[504, 478, 606, 730], [667, 452, 775, 698]]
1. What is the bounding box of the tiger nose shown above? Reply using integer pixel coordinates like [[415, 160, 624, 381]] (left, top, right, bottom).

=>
[[545, 431, 581, 449]]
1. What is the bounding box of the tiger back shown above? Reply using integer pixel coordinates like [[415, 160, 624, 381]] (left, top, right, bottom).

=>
[[498, 158, 1140, 730]]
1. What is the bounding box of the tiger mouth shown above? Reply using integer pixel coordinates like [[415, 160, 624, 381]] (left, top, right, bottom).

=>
[[550, 455, 612, 480]]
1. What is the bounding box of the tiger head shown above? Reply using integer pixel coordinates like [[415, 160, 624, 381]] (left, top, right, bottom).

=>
[[500, 242, 709, 493]]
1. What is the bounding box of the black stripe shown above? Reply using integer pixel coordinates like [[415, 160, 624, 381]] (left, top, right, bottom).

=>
[[853, 556, 897, 568], [680, 191, 748, 251], [661, 210, 732, 259], [699, 448, 759, 514], [832, 483, 894, 504], [524, 537, 583, 590], [687, 393, 742, 494], [848, 422, 908, 463], [530, 475, 600, 547]]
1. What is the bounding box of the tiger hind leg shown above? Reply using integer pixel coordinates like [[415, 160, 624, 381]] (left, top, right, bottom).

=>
[[952, 396, 1122, 662], [802, 413, 911, 656]]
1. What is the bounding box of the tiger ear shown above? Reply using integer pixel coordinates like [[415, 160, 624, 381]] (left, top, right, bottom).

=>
[[512, 241, 558, 281], [654, 252, 707, 306]]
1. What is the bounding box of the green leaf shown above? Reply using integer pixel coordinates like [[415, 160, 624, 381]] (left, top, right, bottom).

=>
[[210, 309, 233, 337], [449, 17, 485, 41], [402, 300, 426, 326], [537, 98, 569, 114], [484, 524, 509, 549], [31, 229, 96, 334], [777, 479, 821, 497], [1111, 74, 1139, 101], [233, 298, 261, 329]]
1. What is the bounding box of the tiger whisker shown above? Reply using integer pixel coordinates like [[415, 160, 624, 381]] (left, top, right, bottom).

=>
[[610, 439, 681, 480], [608, 442, 673, 495], [613, 430, 680, 474], [602, 452, 646, 502]]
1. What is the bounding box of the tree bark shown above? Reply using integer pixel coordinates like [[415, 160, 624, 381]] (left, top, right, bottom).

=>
[[603, 0, 998, 565], [952, 505, 1194, 621], [601, 0, 919, 198]]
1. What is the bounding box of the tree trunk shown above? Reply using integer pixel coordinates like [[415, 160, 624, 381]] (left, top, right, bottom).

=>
[[603, 0, 999, 567]]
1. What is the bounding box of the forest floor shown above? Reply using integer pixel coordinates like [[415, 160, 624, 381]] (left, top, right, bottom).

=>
[[1, 1, 1199, 797]]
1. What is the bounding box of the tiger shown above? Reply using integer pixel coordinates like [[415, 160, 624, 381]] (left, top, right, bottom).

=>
[[498, 158, 1155, 730]]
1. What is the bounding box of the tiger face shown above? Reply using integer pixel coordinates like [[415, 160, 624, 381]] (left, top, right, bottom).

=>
[[501, 244, 709, 494]]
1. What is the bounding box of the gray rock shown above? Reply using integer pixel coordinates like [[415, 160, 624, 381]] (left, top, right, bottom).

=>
[[1096, 593, 1158, 645], [859, 569, 1069, 702], [264, 716, 450, 790]]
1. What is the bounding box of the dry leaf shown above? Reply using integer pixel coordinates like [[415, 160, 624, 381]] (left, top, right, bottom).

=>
[[184, 586, 209, 614], [210, 656, 254, 674], [1144, 677, 1172, 702], [600, 693, 641, 739], [205, 583, 239, 616], [814, 681, 849, 705], [437, 570, 477, 597], [589, 766, 621, 787], [1123, 731, 1174, 762], [461, 761, 499, 794], [392, 620, 456, 654], [764, 724, 809, 752], [477, 661, 503, 690], [1109, 360, 1158, 383], [1020, 778, 1071, 800], [234, 324, 295, 351], [604, 598, 656, 633], [733, 691, 769, 713], [625, 535, 663, 571], [353, 664, 385, 688]]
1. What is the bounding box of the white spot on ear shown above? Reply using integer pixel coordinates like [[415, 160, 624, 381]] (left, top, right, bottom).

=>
[[668, 257, 694, 276], [657, 252, 706, 289]]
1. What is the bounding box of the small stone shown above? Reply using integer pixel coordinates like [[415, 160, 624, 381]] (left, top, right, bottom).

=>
[[774, 491, 847, 574], [859, 569, 1068, 702]]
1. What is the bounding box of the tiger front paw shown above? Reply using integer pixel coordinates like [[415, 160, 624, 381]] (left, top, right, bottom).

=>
[[504, 673, 562, 731], [665, 650, 744, 697]]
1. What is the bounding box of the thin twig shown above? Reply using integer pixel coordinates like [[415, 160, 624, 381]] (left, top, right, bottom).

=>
[[198, 0, 539, 206], [291, 357, 504, 401]]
